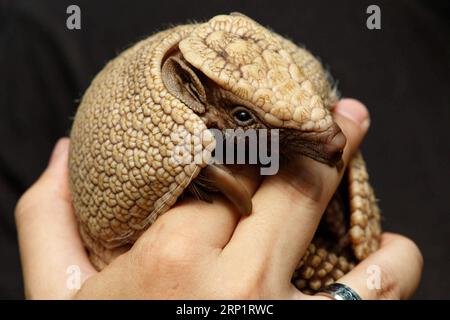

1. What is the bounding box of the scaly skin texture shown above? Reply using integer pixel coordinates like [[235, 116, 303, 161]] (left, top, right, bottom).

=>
[[69, 14, 381, 292]]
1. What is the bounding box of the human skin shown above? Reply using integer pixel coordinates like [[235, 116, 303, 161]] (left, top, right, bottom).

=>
[[15, 99, 422, 299]]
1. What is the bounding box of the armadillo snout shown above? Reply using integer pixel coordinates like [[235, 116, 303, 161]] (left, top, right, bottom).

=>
[[322, 129, 346, 164]]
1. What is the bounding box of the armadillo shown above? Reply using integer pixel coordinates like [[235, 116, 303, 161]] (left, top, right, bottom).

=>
[[68, 13, 381, 293]]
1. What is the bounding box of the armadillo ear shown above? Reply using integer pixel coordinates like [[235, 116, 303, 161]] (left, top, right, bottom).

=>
[[162, 55, 207, 114]]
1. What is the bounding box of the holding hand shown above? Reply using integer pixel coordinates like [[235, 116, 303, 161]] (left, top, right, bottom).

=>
[[15, 99, 422, 299]]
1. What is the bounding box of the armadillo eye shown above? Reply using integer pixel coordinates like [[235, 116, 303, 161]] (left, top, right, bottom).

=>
[[232, 107, 254, 125]]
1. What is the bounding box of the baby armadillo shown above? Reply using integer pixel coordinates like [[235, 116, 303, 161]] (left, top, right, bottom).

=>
[[69, 13, 381, 293]]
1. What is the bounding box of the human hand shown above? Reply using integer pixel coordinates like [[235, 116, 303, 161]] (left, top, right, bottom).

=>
[[15, 99, 422, 299]]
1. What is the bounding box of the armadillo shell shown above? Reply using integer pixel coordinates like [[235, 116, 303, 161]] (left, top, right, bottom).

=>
[[69, 15, 381, 293]]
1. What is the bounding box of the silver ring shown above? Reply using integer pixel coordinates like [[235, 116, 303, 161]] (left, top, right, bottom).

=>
[[316, 283, 362, 300]]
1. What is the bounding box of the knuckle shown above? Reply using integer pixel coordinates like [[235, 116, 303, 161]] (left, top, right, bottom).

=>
[[134, 224, 199, 269], [377, 266, 401, 299], [228, 282, 262, 299], [369, 234, 423, 300], [397, 235, 424, 269], [154, 235, 197, 264], [14, 188, 37, 221], [14, 174, 49, 222], [225, 270, 269, 299], [230, 288, 257, 300]]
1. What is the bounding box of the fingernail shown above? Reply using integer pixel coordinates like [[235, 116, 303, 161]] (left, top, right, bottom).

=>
[[49, 138, 68, 166], [360, 117, 370, 131], [334, 99, 370, 131]]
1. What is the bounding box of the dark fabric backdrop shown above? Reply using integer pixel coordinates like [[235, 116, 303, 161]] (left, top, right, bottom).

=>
[[0, 0, 449, 299]]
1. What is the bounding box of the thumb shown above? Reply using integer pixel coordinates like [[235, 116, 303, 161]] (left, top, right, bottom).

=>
[[15, 138, 97, 299]]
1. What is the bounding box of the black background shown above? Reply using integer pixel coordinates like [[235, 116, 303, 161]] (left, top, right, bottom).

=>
[[0, 0, 449, 299]]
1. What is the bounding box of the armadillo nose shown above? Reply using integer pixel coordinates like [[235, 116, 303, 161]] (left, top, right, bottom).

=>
[[323, 129, 346, 162]]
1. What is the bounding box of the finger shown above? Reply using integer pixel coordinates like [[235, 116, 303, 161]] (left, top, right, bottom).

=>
[[140, 164, 262, 250], [224, 99, 370, 283], [310, 233, 423, 300], [15, 138, 96, 299]]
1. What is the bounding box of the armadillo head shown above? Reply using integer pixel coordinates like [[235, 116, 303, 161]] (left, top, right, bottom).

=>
[[160, 13, 346, 215], [162, 13, 345, 167]]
